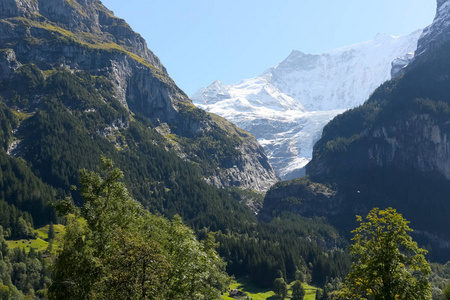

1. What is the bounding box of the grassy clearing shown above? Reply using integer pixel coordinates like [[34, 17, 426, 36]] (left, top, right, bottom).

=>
[[219, 278, 317, 300], [302, 282, 318, 300], [6, 224, 65, 254], [6, 238, 48, 252], [35, 224, 65, 240], [208, 112, 252, 141], [221, 280, 274, 300], [12, 110, 33, 122]]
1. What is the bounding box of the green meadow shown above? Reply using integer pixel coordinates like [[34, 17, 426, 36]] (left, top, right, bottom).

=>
[[220, 278, 317, 300], [6, 224, 65, 254]]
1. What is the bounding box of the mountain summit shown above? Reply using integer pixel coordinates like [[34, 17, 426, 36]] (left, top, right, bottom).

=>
[[193, 30, 422, 179]]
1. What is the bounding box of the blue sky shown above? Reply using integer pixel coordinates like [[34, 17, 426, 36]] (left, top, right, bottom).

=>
[[101, 0, 436, 96]]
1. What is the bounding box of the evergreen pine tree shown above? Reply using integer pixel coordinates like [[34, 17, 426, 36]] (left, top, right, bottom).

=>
[[48, 223, 55, 240]]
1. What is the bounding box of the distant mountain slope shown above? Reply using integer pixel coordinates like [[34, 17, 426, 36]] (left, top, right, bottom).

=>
[[193, 30, 422, 179]]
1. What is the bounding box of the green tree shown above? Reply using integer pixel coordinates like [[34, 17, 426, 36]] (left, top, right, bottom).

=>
[[340, 207, 431, 300], [273, 277, 288, 300], [162, 216, 229, 299], [295, 265, 312, 284], [315, 288, 323, 300], [48, 222, 55, 240], [291, 280, 305, 300], [48, 157, 229, 300], [48, 214, 100, 300], [295, 269, 305, 282], [100, 228, 168, 299], [0, 285, 9, 300], [443, 284, 450, 300]]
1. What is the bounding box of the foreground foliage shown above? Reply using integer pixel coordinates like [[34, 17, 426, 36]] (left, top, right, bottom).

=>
[[340, 207, 431, 299], [48, 158, 229, 300], [430, 262, 450, 299]]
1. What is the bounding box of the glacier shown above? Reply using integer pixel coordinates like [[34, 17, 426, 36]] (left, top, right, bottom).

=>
[[192, 30, 423, 180]]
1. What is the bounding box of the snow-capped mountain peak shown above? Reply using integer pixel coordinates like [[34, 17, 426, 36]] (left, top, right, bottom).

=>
[[191, 80, 231, 105], [266, 30, 423, 111], [192, 30, 422, 179]]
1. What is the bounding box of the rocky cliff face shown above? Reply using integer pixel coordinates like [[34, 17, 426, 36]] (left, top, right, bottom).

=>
[[206, 138, 279, 192], [0, 0, 278, 191], [393, 0, 450, 77], [0, 0, 163, 67], [416, 0, 450, 59], [307, 104, 450, 182], [0, 0, 177, 118], [367, 114, 450, 178], [262, 178, 341, 217]]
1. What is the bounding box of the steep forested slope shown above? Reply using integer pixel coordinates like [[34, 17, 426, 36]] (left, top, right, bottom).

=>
[[265, 1, 450, 262]]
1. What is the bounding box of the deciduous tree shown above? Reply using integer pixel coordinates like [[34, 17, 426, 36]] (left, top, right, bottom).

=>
[[340, 207, 431, 300], [273, 277, 288, 300], [443, 284, 450, 300], [291, 280, 305, 300], [49, 157, 229, 299]]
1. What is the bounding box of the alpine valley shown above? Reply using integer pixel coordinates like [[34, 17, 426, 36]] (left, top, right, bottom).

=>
[[0, 0, 352, 298], [1, 0, 450, 299]]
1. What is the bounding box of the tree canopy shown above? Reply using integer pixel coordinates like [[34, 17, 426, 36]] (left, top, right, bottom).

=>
[[339, 207, 431, 300], [291, 280, 306, 300], [273, 277, 288, 300], [48, 157, 229, 299]]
